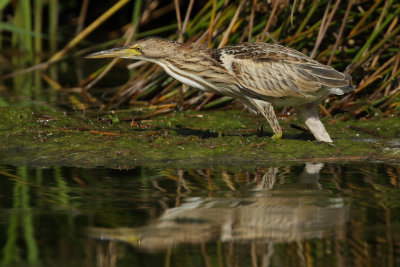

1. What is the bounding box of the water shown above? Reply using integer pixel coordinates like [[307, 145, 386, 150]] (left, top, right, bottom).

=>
[[0, 162, 399, 266]]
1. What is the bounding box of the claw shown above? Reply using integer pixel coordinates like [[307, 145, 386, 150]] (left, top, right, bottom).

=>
[[315, 140, 335, 146]]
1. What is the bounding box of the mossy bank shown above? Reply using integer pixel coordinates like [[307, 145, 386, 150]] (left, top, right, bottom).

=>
[[0, 107, 399, 169]]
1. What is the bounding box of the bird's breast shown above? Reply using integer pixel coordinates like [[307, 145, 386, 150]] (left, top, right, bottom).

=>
[[156, 60, 208, 90], [166, 68, 207, 90], [156, 59, 241, 96]]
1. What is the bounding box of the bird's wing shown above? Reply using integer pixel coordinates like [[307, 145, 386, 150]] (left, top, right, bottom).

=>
[[217, 43, 351, 99]]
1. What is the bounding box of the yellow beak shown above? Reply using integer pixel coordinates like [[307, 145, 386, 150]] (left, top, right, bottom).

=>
[[85, 46, 140, 59]]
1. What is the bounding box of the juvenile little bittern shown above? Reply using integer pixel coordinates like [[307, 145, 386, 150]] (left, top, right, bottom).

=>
[[87, 37, 353, 142]]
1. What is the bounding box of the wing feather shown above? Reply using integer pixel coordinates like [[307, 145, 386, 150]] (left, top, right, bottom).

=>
[[216, 43, 352, 99]]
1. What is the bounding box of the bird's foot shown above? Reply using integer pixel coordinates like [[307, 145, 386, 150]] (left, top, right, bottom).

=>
[[271, 132, 282, 140]]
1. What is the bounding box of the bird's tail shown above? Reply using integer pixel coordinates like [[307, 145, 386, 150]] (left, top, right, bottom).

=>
[[328, 73, 355, 95]]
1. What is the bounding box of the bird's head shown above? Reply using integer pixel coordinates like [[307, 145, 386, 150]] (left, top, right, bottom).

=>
[[86, 37, 176, 61]]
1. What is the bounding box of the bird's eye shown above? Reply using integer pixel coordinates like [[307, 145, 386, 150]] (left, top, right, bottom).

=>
[[135, 46, 142, 52]]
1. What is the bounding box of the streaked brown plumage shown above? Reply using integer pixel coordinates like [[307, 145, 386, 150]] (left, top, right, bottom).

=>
[[87, 37, 354, 142]]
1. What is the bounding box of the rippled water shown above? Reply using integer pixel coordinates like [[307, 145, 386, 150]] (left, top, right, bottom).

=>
[[0, 162, 399, 266]]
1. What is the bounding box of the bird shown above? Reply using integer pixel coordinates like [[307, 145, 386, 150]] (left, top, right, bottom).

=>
[[86, 36, 353, 142]]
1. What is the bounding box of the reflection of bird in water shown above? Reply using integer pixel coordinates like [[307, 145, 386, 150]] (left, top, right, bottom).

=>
[[254, 167, 279, 190], [88, 163, 348, 254], [87, 37, 353, 142], [254, 163, 324, 190], [299, 163, 324, 187]]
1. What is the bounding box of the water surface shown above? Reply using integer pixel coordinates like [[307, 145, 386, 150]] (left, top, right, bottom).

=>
[[1, 162, 399, 266]]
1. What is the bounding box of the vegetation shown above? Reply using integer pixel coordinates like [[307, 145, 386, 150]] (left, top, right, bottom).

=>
[[0, 0, 399, 119]]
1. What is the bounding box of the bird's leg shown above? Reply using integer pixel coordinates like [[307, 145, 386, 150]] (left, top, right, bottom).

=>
[[297, 104, 333, 143], [250, 99, 282, 140]]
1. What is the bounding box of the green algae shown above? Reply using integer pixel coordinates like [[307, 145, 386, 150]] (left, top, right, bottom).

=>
[[0, 106, 399, 169]]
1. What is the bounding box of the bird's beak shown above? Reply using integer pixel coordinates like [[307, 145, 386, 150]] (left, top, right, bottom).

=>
[[85, 46, 140, 59]]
